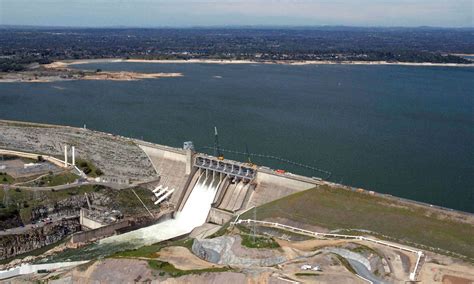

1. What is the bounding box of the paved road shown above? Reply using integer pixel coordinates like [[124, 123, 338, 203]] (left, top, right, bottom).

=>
[[5, 180, 123, 191]]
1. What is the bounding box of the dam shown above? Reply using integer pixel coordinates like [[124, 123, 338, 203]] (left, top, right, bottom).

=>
[[0, 124, 322, 271], [100, 139, 318, 248]]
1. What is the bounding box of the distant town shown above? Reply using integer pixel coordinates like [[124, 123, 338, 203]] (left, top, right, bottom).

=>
[[0, 26, 472, 72]]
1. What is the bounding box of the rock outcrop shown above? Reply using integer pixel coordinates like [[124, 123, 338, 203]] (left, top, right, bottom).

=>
[[0, 218, 81, 260], [192, 235, 286, 267]]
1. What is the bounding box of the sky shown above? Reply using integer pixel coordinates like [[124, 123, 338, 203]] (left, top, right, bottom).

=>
[[0, 0, 473, 28]]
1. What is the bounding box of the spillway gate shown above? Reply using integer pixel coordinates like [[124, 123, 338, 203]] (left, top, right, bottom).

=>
[[195, 155, 255, 181]]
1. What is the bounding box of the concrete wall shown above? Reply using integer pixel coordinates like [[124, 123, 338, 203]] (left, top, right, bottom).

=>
[[71, 220, 130, 243], [138, 144, 187, 163], [79, 209, 105, 230], [247, 170, 317, 208], [138, 144, 190, 208], [0, 148, 67, 169], [256, 171, 317, 189], [176, 167, 200, 212], [207, 208, 234, 225]]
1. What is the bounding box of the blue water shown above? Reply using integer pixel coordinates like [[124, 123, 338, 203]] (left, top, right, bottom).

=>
[[0, 62, 473, 212]]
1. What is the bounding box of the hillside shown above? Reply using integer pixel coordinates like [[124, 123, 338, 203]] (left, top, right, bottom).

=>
[[243, 185, 474, 260]]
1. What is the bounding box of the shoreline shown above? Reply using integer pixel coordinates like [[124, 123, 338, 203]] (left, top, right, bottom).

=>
[[55, 58, 474, 67], [0, 69, 182, 83]]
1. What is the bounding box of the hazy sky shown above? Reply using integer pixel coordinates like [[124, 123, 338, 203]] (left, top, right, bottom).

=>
[[1, 0, 473, 28]]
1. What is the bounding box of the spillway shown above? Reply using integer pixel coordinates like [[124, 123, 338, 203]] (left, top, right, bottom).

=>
[[35, 170, 221, 263], [100, 170, 220, 246]]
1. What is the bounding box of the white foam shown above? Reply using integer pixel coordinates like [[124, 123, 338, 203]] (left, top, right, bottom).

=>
[[100, 172, 219, 246]]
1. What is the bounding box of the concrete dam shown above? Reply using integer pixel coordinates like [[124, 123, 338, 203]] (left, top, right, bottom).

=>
[[100, 140, 319, 247], [99, 141, 318, 246]]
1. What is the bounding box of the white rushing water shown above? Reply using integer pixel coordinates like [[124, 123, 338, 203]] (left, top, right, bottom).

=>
[[0, 171, 220, 280], [100, 170, 220, 246]]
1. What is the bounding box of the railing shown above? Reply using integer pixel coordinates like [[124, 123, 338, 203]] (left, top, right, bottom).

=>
[[234, 219, 424, 281], [200, 146, 331, 179], [195, 155, 255, 180]]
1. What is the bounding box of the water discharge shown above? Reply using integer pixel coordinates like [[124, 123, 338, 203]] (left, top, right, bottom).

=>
[[101, 170, 219, 246], [37, 170, 220, 263]]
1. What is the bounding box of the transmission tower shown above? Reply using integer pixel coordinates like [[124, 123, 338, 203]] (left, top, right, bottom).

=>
[[252, 206, 257, 242]]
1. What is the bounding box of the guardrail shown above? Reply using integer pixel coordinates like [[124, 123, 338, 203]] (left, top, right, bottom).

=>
[[234, 218, 424, 281]]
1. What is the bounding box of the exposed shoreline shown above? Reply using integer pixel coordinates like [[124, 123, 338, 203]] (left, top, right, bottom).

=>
[[0, 60, 182, 83], [1, 58, 471, 83], [0, 72, 183, 83], [56, 58, 474, 67]]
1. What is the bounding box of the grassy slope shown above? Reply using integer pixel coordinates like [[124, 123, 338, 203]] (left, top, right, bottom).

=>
[[245, 186, 474, 259], [20, 172, 79, 187], [0, 173, 14, 184]]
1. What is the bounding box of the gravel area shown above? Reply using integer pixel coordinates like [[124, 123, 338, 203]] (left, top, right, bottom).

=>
[[0, 121, 156, 181]]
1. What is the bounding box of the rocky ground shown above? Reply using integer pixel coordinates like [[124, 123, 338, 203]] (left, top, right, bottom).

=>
[[0, 120, 157, 181], [7, 226, 474, 283]]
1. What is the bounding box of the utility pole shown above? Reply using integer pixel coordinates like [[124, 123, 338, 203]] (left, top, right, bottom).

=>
[[252, 206, 257, 243], [245, 143, 252, 164], [3, 187, 9, 207], [214, 126, 223, 159]]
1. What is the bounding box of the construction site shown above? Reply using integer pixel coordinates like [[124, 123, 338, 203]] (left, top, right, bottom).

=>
[[0, 120, 473, 283]]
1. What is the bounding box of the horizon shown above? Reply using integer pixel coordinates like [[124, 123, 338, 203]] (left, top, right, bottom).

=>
[[1, 0, 473, 28], [1, 24, 473, 30]]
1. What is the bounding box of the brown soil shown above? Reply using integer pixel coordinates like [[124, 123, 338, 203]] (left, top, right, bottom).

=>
[[156, 246, 222, 270], [442, 275, 473, 284]]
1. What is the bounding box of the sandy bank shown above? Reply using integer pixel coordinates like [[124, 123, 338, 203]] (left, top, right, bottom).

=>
[[43, 58, 474, 68], [0, 71, 182, 83], [126, 58, 473, 67]]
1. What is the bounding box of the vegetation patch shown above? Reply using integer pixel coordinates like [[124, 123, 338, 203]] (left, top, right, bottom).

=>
[[242, 186, 474, 259], [0, 172, 14, 184], [115, 187, 155, 214], [334, 254, 356, 274], [75, 159, 103, 177], [240, 234, 280, 249], [349, 244, 382, 258], [207, 222, 230, 239], [25, 171, 78, 187], [147, 260, 229, 277], [295, 272, 321, 277]]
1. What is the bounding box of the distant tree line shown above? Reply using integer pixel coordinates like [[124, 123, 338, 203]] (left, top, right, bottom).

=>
[[0, 27, 472, 71]]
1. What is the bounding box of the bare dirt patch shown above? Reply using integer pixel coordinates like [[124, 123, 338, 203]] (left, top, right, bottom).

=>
[[156, 246, 222, 271], [443, 275, 473, 284]]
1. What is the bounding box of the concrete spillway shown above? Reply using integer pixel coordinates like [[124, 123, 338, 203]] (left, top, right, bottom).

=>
[[100, 170, 220, 246]]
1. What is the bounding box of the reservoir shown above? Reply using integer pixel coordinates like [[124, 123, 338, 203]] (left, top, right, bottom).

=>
[[0, 62, 472, 213]]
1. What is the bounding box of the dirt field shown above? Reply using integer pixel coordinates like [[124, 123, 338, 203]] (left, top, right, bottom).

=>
[[418, 255, 474, 284], [156, 246, 222, 270]]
